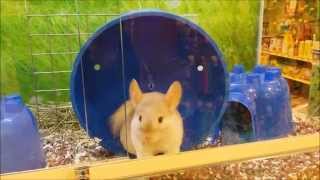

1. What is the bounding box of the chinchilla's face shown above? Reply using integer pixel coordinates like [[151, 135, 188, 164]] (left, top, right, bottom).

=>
[[132, 92, 176, 132], [128, 79, 183, 133]]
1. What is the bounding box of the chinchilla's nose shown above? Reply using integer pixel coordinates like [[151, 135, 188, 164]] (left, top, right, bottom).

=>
[[141, 121, 153, 132]]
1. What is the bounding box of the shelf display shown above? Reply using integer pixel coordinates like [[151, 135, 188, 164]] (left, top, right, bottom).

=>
[[260, 0, 319, 108]]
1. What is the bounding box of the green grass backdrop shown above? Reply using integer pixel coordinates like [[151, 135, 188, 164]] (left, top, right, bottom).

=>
[[1, 0, 261, 104]]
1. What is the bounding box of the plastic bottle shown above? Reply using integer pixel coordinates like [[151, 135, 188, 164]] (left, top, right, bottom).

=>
[[230, 64, 246, 83], [246, 73, 261, 101], [229, 72, 241, 84], [231, 64, 245, 74], [245, 73, 263, 139], [267, 67, 293, 134], [252, 65, 266, 82], [256, 69, 291, 140], [0, 94, 46, 173]]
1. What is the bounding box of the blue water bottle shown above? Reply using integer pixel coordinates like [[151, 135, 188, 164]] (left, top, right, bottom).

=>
[[0, 94, 46, 173], [245, 73, 261, 102], [245, 73, 262, 139], [267, 67, 293, 134], [252, 65, 266, 82], [230, 64, 246, 83], [232, 64, 245, 74], [256, 69, 291, 139]]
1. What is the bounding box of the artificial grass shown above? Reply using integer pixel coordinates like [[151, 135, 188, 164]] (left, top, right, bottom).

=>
[[1, 0, 260, 103]]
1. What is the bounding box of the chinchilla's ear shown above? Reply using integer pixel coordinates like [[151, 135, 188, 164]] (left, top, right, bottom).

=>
[[129, 79, 143, 106], [165, 81, 182, 110]]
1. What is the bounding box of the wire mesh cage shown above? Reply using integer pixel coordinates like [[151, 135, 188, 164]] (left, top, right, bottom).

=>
[[25, 0, 117, 130], [2, 0, 264, 173], [22, 0, 204, 167], [24, 0, 123, 166], [0, 0, 261, 170], [24, 0, 199, 129]]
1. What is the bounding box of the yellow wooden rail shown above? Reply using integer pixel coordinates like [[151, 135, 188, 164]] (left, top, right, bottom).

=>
[[1, 133, 319, 180], [0, 165, 76, 180]]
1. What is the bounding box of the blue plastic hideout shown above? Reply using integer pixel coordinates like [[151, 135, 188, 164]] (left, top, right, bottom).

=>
[[0, 94, 46, 173], [70, 10, 228, 154], [221, 65, 293, 145]]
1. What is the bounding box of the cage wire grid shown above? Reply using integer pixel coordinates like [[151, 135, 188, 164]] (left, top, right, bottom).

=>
[[24, 0, 197, 130], [22, 0, 198, 165], [24, 0, 122, 131], [22, 0, 121, 166]]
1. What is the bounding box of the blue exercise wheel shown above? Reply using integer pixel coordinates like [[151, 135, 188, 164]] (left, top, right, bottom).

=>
[[70, 10, 228, 154]]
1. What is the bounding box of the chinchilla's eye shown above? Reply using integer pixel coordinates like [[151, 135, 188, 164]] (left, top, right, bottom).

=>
[[139, 115, 142, 122], [158, 116, 163, 123]]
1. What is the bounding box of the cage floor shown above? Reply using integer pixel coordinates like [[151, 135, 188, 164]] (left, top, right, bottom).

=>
[[38, 106, 319, 179]]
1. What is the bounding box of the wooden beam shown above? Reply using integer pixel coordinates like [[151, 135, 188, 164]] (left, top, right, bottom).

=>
[[1, 166, 76, 180], [1, 134, 319, 180], [89, 133, 319, 179]]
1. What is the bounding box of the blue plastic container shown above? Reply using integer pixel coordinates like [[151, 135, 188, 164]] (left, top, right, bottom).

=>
[[252, 65, 266, 73], [231, 64, 245, 74], [245, 73, 261, 139], [221, 64, 293, 145], [266, 67, 293, 134], [255, 69, 292, 139], [229, 73, 241, 84], [0, 94, 46, 174], [245, 73, 261, 101], [230, 64, 246, 83], [252, 65, 266, 82], [221, 83, 255, 145], [70, 10, 228, 154]]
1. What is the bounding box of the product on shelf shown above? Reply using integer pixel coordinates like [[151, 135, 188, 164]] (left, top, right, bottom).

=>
[[269, 58, 279, 67], [291, 65, 302, 78], [312, 40, 320, 63], [296, 0, 306, 15], [260, 54, 270, 65], [269, 37, 277, 52], [280, 60, 298, 77], [303, 20, 313, 40], [312, 40, 319, 50], [304, 40, 313, 59], [276, 37, 284, 53], [312, 49, 320, 64], [282, 66, 290, 75], [282, 32, 294, 56], [285, 0, 297, 17], [262, 37, 271, 50], [296, 19, 305, 41], [300, 67, 312, 80], [298, 40, 305, 57], [263, 22, 269, 35]]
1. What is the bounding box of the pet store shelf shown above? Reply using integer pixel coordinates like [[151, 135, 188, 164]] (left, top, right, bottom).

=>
[[261, 50, 314, 65], [1, 134, 318, 180], [283, 74, 310, 85]]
